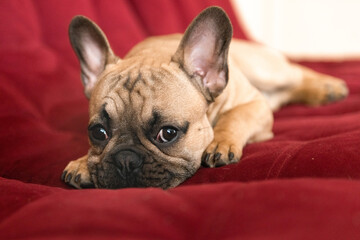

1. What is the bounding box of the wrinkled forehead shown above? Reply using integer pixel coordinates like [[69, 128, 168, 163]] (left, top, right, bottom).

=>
[[89, 63, 206, 127]]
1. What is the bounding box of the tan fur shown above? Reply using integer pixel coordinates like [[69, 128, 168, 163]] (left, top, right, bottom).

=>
[[62, 7, 348, 189]]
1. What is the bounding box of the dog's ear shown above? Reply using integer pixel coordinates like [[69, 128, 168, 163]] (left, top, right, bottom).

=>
[[172, 7, 233, 101], [69, 16, 117, 98]]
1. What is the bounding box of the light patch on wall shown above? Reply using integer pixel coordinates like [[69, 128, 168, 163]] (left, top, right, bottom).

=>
[[231, 0, 360, 60]]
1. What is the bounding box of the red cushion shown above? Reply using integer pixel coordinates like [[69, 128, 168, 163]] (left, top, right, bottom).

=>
[[1, 0, 360, 239]]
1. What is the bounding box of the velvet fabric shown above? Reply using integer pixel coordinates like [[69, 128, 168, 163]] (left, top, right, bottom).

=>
[[1, 0, 360, 239]]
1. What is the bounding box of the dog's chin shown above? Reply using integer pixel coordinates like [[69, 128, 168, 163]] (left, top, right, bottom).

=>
[[87, 154, 198, 189]]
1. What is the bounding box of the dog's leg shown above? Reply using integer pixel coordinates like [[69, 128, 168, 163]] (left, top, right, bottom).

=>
[[61, 155, 94, 189], [230, 41, 348, 109], [288, 65, 348, 106], [202, 99, 273, 167]]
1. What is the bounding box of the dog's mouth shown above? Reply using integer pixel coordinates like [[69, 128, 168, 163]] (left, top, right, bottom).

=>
[[87, 152, 196, 189]]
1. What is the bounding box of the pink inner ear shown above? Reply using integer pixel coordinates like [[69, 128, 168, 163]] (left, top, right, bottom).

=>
[[186, 33, 217, 73], [82, 34, 105, 75], [202, 69, 227, 96], [185, 33, 227, 96]]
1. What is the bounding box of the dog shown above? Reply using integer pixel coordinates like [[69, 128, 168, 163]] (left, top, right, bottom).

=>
[[61, 6, 348, 189]]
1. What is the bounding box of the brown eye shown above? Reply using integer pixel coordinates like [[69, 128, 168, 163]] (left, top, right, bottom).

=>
[[155, 127, 178, 143], [90, 125, 109, 142]]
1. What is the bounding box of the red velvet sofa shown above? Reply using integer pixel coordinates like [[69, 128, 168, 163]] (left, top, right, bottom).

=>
[[1, 0, 360, 239]]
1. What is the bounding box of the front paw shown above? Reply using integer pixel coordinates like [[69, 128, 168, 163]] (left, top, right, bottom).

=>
[[201, 139, 243, 168], [61, 156, 94, 189]]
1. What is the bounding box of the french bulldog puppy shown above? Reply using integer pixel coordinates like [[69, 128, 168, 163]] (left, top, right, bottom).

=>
[[62, 7, 348, 189]]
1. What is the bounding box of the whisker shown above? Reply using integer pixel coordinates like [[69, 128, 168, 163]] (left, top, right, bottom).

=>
[[198, 126, 212, 131]]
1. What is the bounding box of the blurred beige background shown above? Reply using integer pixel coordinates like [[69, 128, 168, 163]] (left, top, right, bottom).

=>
[[232, 0, 360, 60]]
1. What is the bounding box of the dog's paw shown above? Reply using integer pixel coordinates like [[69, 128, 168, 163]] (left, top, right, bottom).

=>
[[61, 156, 94, 189], [201, 139, 243, 168], [322, 79, 348, 104], [301, 76, 349, 106]]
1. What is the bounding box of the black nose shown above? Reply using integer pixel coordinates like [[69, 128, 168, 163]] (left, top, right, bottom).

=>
[[112, 150, 143, 178]]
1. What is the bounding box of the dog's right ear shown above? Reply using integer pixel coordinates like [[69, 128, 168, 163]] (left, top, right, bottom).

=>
[[172, 7, 233, 102], [69, 16, 117, 99]]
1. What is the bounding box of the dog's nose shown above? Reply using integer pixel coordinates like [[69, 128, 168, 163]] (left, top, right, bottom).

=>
[[112, 150, 143, 178]]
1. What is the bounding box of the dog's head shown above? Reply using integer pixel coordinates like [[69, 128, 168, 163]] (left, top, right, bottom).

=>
[[69, 7, 233, 189]]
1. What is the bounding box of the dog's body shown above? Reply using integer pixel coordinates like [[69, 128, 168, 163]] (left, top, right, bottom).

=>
[[62, 7, 348, 189]]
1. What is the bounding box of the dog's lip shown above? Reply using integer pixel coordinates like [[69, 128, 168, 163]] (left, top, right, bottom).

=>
[[92, 153, 193, 189]]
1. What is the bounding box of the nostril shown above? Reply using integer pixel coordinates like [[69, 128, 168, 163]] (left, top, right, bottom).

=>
[[113, 150, 143, 177]]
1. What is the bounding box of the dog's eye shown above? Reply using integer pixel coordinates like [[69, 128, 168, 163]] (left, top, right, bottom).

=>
[[90, 125, 109, 142], [155, 127, 178, 143]]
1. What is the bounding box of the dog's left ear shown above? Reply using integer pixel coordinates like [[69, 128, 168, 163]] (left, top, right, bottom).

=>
[[69, 16, 118, 99], [172, 7, 233, 101]]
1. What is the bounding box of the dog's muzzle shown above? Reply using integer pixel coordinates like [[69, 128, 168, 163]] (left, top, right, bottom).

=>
[[112, 149, 143, 180], [90, 146, 178, 189]]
